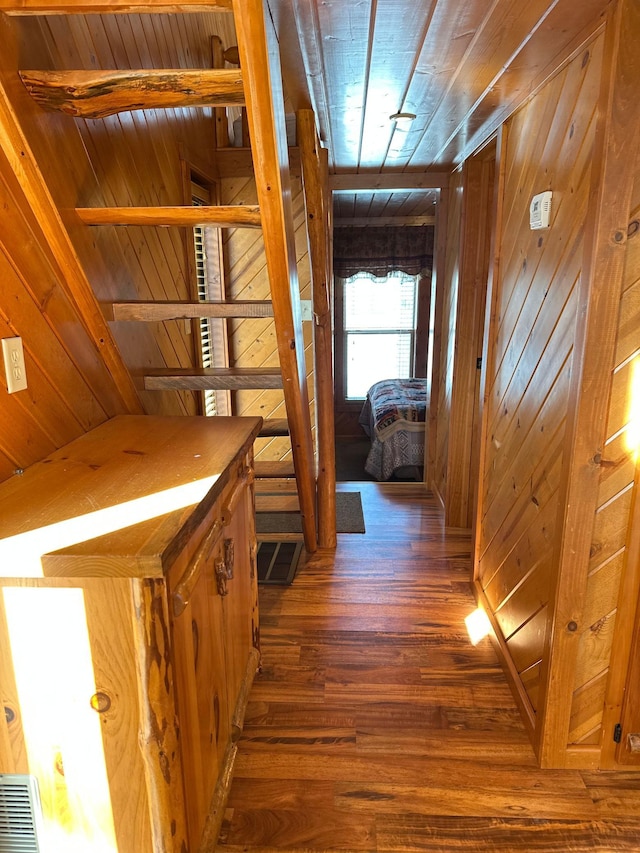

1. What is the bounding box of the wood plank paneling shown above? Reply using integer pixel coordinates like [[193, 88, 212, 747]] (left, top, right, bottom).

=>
[[473, 30, 604, 756], [581, 69, 640, 756], [1, 10, 237, 443]]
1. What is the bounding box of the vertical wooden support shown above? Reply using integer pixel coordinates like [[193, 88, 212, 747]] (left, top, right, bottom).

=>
[[426, 184, 449, 492], [473, 126, 508, 576], [445, 147, 495, 529], [298, 108, 336, 549], [211, 36, 230, 149], [233, 0, 318, 553], [536, 0, 640, 767]]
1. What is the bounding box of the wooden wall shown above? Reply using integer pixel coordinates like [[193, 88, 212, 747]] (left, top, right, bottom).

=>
[[475, 32, 604, 720], [570, 151, 640, 748], [0, 10, 235, 483], [222, 172, 315, 462]]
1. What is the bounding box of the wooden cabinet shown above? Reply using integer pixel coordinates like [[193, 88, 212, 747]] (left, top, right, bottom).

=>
[[0, 415, 262, 852]]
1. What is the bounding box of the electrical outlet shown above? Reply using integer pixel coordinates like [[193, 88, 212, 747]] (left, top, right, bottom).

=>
[[2, 337, 28, 393]]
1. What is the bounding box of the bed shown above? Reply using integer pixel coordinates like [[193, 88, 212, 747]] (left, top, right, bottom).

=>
[[358, 378, 428, 481]]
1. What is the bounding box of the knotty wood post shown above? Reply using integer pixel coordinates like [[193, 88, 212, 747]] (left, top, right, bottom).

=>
[[536, 0, 640, 768], [426, 183, 449, 494], [233, 0, 318, 552], [298, 108, 336, 549]]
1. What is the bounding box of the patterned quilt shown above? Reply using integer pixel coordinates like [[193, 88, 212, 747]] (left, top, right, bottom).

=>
[[361, 378, 427, 441], [358, 378, 428, 481]]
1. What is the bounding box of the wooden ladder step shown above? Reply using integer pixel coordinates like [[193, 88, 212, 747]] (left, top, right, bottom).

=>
[[255, 531, 304, 544], [255, 494, 300, 513], [258, 418, 289, 437], [254, 460, 296, 479], [76, 205, 261, 228], [19, 69, 244, 118], [254, 477, 297, 494], [144, 367, 282, 391], [109, 300, 274, 321]]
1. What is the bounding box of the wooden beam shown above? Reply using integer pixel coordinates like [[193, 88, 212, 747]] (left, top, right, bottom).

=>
[[235, 0, 317, 553], [0, 0, 232, 12], [335, 215, 436, 227], [298, 107, 336, 548], [144, 367, 282, 391], [330, 172, 450, 192], [76, 205, 261, 228], [19, 69, 244, 118], [536, 0, 640, 768], [110, 300, 273, 322]]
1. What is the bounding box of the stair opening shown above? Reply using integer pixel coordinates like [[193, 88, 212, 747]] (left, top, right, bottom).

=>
[[256, 541, 303, 585]]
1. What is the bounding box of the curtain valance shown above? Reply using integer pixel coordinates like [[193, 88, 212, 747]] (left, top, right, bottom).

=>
[[333, 225, 434, 278]]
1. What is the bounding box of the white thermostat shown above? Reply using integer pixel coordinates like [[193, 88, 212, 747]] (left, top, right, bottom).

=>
[[530, 191, 552, 230]]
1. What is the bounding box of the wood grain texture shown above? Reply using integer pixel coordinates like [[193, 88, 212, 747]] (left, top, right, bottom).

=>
[[538, 0, 640, 767], [471, 26, 606, 767], [0, 10, 237, 431], [298, 108, 336, 548], [215, 483, 640, 851], [112, 299, 274, 321], [19, 68, 244, 117], [76, 204, 261, 228]]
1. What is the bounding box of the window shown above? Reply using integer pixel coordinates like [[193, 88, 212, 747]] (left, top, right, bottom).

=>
[[339, 271, 418, 401]]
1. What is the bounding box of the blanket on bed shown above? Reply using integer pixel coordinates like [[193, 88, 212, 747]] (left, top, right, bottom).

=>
[[363, 378, 427, 441]]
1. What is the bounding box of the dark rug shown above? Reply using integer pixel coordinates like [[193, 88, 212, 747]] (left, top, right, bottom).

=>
[[255, 491, 365, 534]]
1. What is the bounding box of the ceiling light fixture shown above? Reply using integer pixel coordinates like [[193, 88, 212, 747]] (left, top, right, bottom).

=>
[[389, 111, 416, 124]]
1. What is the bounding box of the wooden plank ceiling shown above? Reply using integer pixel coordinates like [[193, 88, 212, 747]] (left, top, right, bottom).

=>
[[272, 0, 611, 180]]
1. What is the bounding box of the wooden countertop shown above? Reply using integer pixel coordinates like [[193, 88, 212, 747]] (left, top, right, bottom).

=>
[[0, 415, 262, 579]]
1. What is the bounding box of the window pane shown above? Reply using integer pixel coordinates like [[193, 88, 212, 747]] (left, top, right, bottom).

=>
[[346, 333, 413, 399], [344, 272, 417, 331]]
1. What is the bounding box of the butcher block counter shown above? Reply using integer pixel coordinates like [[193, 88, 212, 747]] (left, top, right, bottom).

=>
[[0, 414, 263, 852]]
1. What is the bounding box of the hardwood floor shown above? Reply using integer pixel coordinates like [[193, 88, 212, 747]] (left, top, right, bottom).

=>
[[218, 483, 640, 852]]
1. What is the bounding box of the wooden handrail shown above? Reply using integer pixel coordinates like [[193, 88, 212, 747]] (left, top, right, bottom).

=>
[[19, 69, 244, 118], [234, 0, 318, 553], [297, 108, 336, 548]]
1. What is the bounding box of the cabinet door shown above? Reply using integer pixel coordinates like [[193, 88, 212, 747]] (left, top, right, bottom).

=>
[[219, 463, 259, 729], [170, 518, 230, 849]]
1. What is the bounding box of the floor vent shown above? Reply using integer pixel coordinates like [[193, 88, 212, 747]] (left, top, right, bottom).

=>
[[0, 774, 43, 852], [256, 541, 303, 585]]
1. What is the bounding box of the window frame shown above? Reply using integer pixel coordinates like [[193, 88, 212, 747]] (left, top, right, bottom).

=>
[[334, 270, 423, 411]]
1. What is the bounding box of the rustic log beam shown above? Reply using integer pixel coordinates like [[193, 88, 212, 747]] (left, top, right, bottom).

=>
[[298, 108, 336, 549], [19, 69, 244, 118], [0, 0, 232, 13], [144, 367, 283, 391], [76, 205, 261, 228], [110, 300, 274, 321]]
